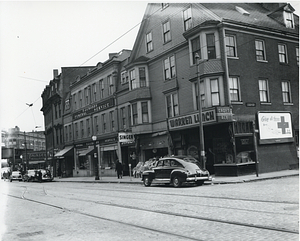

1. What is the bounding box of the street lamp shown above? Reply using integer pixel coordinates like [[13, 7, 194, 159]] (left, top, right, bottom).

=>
[[195, 53, 206, 169], [92, 135, 99, 180]]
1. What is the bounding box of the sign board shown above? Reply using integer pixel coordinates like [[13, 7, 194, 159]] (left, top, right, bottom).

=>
[[118, 132, 135, 145], [257, 112, 294, 144]]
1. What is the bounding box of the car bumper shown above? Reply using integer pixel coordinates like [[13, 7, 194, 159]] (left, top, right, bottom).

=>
[[186, 176, 211, 182]]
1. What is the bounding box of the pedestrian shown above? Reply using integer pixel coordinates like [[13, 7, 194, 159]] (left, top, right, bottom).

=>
[[115, 160, 123, 179], [38, 170, 42, 183]]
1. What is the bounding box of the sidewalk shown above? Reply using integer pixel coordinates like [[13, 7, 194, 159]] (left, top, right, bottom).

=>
[[54, 169, 299, 185]]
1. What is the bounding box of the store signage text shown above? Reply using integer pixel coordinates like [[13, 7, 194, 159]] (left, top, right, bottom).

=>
[[119, 132, 135, 145], [73, 98, 115, 120]]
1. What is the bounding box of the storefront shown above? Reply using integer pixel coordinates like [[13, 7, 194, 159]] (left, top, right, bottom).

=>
[[54, 146, 74, 177], [119, 132, 136, 176]]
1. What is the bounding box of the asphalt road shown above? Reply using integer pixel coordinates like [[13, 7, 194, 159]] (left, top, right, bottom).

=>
[[0, 176, 298, 241]]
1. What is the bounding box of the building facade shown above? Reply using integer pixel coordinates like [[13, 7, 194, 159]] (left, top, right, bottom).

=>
[[125, 3, 299, 176]]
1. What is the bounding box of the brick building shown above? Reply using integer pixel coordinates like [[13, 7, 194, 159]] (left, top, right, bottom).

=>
[[126, 3, 299, 176]]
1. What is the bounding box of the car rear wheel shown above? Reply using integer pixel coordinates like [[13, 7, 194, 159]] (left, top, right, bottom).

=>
[[172, 176, 182, 188], [143, 176, 152, 187]]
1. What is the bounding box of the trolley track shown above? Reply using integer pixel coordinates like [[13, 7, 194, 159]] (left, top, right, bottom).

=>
[[3, 189, 298, 236]]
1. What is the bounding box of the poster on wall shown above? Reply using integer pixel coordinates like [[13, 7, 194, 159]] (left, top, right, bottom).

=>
[[257, 112, 294, 144]]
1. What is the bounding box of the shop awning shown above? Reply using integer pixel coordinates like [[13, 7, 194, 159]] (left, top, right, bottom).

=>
[[54, 146, 73, 158], [78, 147, 94, 156], [29, 160, 46, 164]]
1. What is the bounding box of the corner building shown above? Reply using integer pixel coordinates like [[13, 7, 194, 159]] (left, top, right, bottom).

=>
[[128, 3, 299, 175]]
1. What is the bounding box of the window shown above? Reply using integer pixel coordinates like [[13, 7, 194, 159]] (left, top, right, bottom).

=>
[[210, 78, 220, 106], [108, 75, 113, 95], [84, 88, 89, 105], [191, 37, 201, 64], [79, 91, 82, 108], [65, 126, 68, 142], [94, 116, 99, 134], [229, 77, 240, 102], [80, 121, 84, 138], [128, 105, 132, 126], [164, 56, 176, 80], [183, 7, 192, 31], [75, 123, 78, 139], [206, 34, 216, 59], [121, 71, 128, 84], [58, 104, 61, 117], [141, 102, 149, 123], [99, 79, 104, 99], [296, 47, 299, 65], [281, 81, 292, 103], [55, 104, 58, 119], [225, 35, 237, 57], [102, 114, 106, 132], [73, 94, 77, 110], [130, 69, 136, 89], [166, 93, 179, 118], [132, 103, 138, 125], [139, 67, 146, 87], [86, 119, 90, 137], [92, 83, 97, 102], [146, 32, 153, 52], [258, 79, 269, 102], [110, 111, 115, 131], [194, 81, 205, 110], [163, 20, 171, 43], [284, 11, 294, 29], [69, 125, 72, 140], [120, 107, 126, 128], [278, 44, 288, 63], [255, 40, 266, 61]]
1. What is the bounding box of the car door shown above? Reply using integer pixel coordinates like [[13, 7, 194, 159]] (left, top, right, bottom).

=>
[[153, 160, 164, 179]]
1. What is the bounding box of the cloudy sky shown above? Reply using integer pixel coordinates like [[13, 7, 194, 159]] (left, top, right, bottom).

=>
[[0, 1, 299, 133]]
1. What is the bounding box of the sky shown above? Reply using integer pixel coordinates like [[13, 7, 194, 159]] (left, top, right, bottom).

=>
[[0, 1, 299, 133]]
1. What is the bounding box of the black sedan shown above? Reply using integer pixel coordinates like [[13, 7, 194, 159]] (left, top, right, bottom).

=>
[[142, 156, 211, 187]]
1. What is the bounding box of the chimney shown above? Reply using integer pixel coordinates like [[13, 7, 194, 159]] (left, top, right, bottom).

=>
[[53, 69, 59, 78], [109, 53, 118, 59]]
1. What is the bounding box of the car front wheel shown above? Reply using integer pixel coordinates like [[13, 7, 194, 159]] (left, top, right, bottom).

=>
[[143, 176, 152, 187], [172, 176, 182, 188], [196, 180, 204, 186]]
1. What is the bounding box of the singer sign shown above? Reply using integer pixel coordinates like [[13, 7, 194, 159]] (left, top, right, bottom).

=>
[[258, 112, 294, 144]]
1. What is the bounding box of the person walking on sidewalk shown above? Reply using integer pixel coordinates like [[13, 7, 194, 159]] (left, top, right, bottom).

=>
[[115, 160, 123, 179]]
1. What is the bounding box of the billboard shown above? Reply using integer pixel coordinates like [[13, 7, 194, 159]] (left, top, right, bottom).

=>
[[258, 112, 294, 144]]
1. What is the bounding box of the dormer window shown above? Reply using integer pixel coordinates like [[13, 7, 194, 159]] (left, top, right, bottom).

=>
[[284, 11, 294, 29]]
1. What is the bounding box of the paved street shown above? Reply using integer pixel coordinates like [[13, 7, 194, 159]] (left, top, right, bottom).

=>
[[0, 176, 298, 241]]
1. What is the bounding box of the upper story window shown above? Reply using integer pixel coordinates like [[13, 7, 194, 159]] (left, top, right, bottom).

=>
[[281, 81, 292, 103], [229, 77, 241, 102], [206, 34, 216, 59], [132, 103, 138, 125], [129, 67, 148, 90], [80, 121, 84, 138], [210, 78, 220, 106], [99, 79, 104, 99], [92, 83, 97, 102], [191, 37, 201, 64], [194, 81, 205, 110], [183, 7, 192, 31], [121, 71, 128, 84], [163, 20, 171, 43], [73, 93, 77, 110], [258, 79, 270, 103], [94, 116, 99, 134], [79, 91, 83, 108], [141, 102, 149, 123], [109, 111, 115, 131], [164, 56, 176, 80], [278, 44, 288, 64], [146, 32, 153, 52], [120, 107, 126, 129], [284, 11, 294, 29], [255, 40, 266, 61], [166, 93, 179, 118], [108, 75, 114, 95], [225, 35, 237, 57], [84, 87, 89, 106], [102, 113, 106, 133], [296, 47, 299, 65], [86, 119, 90, 137], [129, 69, 136, 89]]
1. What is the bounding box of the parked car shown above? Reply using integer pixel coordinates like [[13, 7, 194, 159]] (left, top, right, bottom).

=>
[[23, 169, 53, 182], [10, 171, 23, 182], [142, 156, 210, 187]]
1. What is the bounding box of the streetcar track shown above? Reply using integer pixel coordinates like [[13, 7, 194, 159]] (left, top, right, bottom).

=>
[[3, 191, 298, 235]]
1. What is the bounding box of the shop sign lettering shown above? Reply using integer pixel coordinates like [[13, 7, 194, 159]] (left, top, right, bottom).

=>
[[119, 132, 135, 144], [73, 98, 115, 120]]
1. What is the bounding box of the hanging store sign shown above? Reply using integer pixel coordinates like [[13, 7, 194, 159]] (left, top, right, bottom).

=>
[[73, 98, 115, 120], [257, 112, 294, 144], [168, 107, 233, 131], [118, 132, 135, 145]]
